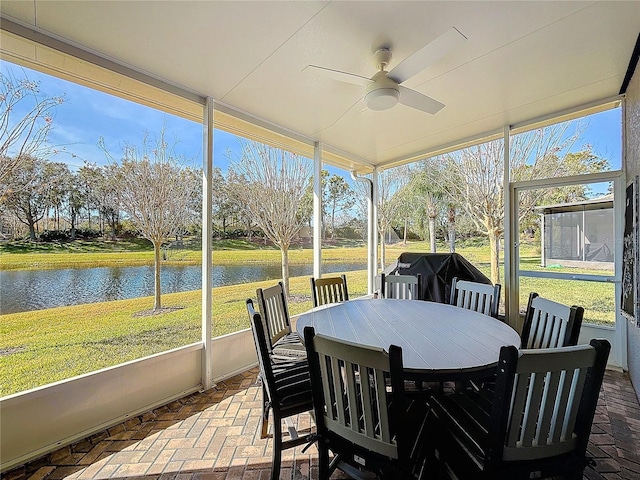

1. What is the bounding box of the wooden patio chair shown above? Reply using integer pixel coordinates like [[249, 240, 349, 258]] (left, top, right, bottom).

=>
[[310, 274, 349, 307], [246, 299, 314, 480], [521, 292, 584, 349], [477, 292, 584, 393], [303, 325, 431, 480], [380, 273, 422, 300], [256, 281, 306, 358], [428, 339, 610, 480], [450, 277, 501, 319]]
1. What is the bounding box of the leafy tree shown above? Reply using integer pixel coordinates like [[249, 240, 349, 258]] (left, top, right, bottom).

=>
[[0, 70, 64, 197], [212, 166, 237, 234], [405, 163, 445, 252], [3, 155, 54, 240], [300, 170, 354, 239], [77, 162, 102, 230], [326, 174, 354, 239], [65, 171, 86, 239], [43, 161, 72, 230], [102, 129, 197, 311], [229, 140, 311, 296], [516, 148, 611, 236], [97, 163, 122, 239], [300, 169, 328, 235]]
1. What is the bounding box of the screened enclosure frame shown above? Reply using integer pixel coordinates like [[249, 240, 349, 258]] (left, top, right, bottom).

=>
[[509, 170, 627, 370], [0, 13, 634, 472]]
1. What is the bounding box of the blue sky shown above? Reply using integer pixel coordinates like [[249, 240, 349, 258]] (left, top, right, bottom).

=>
[[2, 62, 623, 174]]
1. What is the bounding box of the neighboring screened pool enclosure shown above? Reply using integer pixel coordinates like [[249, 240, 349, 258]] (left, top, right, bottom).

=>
[[537, 195, 614, 269]]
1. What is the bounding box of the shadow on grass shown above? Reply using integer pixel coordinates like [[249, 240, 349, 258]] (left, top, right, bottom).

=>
[[0, 238, 154, 254]]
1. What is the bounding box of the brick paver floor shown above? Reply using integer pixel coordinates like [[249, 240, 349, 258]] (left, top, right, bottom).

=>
[[4, 368, 640, 480]]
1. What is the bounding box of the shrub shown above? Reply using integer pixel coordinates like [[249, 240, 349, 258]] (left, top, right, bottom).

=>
[[40, 230, 70, 241]]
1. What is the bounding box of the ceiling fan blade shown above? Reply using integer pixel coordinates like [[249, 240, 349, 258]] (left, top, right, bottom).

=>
[[399, 86, 445, 114], [304, 65, 372, 87], [388, 27, 467, 84]]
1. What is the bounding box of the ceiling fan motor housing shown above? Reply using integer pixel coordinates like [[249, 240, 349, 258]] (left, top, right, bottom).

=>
[[365, 71, 400, 110]]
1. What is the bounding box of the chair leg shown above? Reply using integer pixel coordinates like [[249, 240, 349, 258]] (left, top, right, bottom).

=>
[[317, 441, 330, 480], [270, 414, 283, 480], [261, 384, 270, 439]]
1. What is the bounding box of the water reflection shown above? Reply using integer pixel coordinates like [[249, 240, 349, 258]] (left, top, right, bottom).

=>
[[0, 262, 365, 314]]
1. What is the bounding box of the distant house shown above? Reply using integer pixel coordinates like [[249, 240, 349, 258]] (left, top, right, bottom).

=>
[[536, 195, 614, 270]]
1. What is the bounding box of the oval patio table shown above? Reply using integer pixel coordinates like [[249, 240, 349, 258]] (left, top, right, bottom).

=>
[[295, 298, 521, 381]]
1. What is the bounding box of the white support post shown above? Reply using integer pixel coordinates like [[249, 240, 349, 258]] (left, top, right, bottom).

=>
[[372, 168, 379, 284], [201, 98, 214, 391], [503, 125, 518, 329], [351, 171, 375, 293], [614, 172, 628, 370], [313, 142, 322, 279], [540, 213, 546, 267]]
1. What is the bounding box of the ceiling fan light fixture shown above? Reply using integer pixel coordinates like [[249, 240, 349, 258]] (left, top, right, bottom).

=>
[[365, 88, 399, 111]]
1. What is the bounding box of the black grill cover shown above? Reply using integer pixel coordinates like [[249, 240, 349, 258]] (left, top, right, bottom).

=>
[[392, 252, 491, 303]]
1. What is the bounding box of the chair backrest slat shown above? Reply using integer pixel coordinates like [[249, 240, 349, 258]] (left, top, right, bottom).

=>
[[501, 343, 601, 462], [257, 282, 291, 350], [521, 293, 584, 349], [450, 277, 501, 318], [534, 370, 559, 445], [344, 361, 360, 432], [311, 275, 349, 307], [381, 273, 421, 300]]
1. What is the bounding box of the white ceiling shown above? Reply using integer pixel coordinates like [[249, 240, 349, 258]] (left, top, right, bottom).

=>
[[1, 1, 639, 168]]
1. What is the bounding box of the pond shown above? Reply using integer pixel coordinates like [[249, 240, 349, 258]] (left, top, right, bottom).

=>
[[0, 262, 366, 314]]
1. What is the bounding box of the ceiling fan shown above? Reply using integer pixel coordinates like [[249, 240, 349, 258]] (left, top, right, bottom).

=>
[[305, 27, 466, 114]]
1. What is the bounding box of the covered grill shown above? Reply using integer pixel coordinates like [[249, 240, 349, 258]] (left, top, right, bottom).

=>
[[383, 252, 492, 303]]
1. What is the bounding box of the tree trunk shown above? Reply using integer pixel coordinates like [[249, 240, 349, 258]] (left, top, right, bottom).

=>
[[331, 207, 336, 239], [379, 231, 386, 271], [28, 218, 37, 241], [489, 228, 500, 284], [153, 240, 162, 310], [448, 206, 456, 253], [70, 209, 77, 240], [429, 216, 437, 253], [280, 245, 290, 297], [403, 218, 408, 245]]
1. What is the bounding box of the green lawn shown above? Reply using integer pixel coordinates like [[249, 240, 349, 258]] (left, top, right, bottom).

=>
[[0, 237, 376, 270], [0, 238, 616, 396]]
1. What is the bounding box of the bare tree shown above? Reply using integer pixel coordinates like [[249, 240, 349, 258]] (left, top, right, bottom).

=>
[[377, 166, 409, 270], [229, 140, 311, 296], [101, 129, 197, 311], [446, 202, 456, 253], [435, 123, 587, 283], [0, 70, 64, 196]]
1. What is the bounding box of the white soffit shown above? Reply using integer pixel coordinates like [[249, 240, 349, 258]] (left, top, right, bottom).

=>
[[0, 29, 205, 122], [0, 0, 638, 168], [0, 20, 371, 172]]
